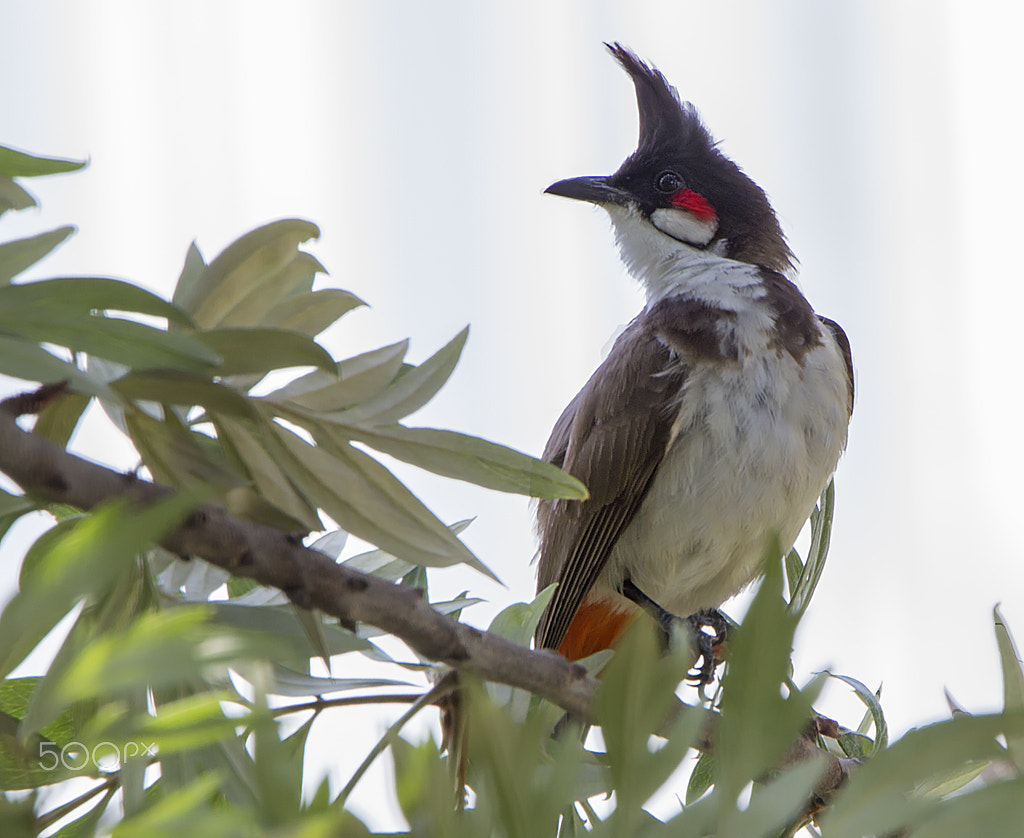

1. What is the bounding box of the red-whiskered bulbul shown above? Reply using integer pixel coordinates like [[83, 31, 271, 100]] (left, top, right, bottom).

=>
[[535, 44, 854, 675]]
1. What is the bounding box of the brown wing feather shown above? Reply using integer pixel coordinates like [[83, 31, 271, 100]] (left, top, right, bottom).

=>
[[535, 315, 687, 650]]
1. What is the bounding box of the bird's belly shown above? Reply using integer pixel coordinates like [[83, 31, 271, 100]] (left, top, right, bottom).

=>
[[600, 351, 848, 617]]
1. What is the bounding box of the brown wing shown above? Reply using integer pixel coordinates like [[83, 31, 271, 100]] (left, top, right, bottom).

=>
[[534, 314, 687, 651]]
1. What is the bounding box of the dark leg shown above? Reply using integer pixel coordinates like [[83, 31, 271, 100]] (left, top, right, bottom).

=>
[[619, 579, 728, 685]]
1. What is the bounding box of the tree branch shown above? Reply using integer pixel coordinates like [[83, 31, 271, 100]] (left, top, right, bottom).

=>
[[0, 383, 854, 808]]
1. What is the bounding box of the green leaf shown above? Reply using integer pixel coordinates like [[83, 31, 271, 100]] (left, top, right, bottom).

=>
[[32, 391, 90, 447], [216, 251, 325, 329], [787, 479, 834, 618], [0, 309, 220, 372], [263, 288, 365, 336], [0, 146, 86, 178], [264, 340, 408, 412], [0, 277, 193, 325], [823, 671, 888, 755], [205, 602, 370, 658], [198, 327, 336, 376], [214, 415, 321, 530], [596, 621, 704, 834], [686, 750, 715, 804], [0, 227, 75, 285], [337, 424, 588, 500], [0, 334, 119, 400], [272, 425, 496, 579], [178, 219, 320, 327], [487, 585, 556, 648], [994, 606, 1024, 769], [333, 327, 468, 426], [821, 713, 1024, 838], [716, 548, 817, 799], [0, 178, 37, 217], [265, 664, 412, 698], [112, 370, 255, 418], [911, 777, 1024, 838], [125, 411, 242, 490], [0, 488, 38, 544], [0, 494, 200, 683]]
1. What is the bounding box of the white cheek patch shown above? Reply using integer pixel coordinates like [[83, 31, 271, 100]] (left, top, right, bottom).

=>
[[651, 207, 719, 247]]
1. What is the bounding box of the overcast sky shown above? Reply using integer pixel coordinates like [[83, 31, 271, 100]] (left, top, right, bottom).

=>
[[3, 1, 1023, 829]]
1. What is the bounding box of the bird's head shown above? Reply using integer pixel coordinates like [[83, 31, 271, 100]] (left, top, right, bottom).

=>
[[546, 43, 794, 276]]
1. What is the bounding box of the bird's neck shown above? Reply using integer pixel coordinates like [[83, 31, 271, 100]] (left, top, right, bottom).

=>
[[606, 204, 768, 307]]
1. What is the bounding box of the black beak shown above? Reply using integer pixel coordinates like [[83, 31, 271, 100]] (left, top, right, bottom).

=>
[[544, 175, 630, 206]]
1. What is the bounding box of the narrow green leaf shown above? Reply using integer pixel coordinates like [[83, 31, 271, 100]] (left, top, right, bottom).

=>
[[272, 425, 496, 579], [0, 277, 193, 325], [0, 227, 75, 285], [264, 340, 407, 413], [823, 671, 888, 755], [994, 606, 1024, 769], [205, 602, 370, 657], [911, 777, 1024, 838], [32, 391, 90, 447], [0, 309, 220, 372], [169, 242, 207, 319], [183, 219, 320, 327], [0, 146, 86, 177], [787, 480, 834, 618], [198, 327, 336, 376], [335, 327, 468, 426], [214, 415, 321, 530], [336, 424, 588, 500], [217, 251, 325, 329], [112, 370, 255, 417], [0, 334, 119, 400], [266, 664, 412, 697], [0, 178, 37, 217], [263, 288, 365, 336]]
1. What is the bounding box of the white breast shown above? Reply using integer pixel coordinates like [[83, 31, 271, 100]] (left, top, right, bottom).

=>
[[597, 318, 850, 617]]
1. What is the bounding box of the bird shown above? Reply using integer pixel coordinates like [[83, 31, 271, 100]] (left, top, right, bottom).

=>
[[534, 44, 854, 676]]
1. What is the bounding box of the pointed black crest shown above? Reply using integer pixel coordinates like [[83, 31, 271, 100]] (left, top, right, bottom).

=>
[[605, 42, 713, 160]]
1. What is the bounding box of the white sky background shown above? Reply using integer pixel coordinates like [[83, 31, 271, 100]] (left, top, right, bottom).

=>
[[2, 0, 1023, 829]]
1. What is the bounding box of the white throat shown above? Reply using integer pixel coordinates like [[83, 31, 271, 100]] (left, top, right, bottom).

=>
[[605, 204, 747, 304]]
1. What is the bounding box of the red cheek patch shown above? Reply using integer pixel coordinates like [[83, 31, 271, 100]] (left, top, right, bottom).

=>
[[670, 188, 717, 222]]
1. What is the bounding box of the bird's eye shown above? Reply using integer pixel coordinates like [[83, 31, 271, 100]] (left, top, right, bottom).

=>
[[655, 170, 682, 193]]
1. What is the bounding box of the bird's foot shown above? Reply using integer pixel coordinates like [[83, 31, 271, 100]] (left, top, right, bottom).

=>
[[619, 579, 728, 686]]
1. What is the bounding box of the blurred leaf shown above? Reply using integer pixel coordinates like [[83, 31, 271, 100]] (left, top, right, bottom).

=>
[[263, 288, 365, 336], [0, 488, 38, 544], [198, 327, 336, 376], [821, 713, 1024, 838], [823, 671, 888, 756], [0, 277, 192, 325], [307, 528, 348, 561], [205, 602, 370, 658], [170, 242, 207, 320], [914, 760, 990, 799], [126, 411, 241, 490], [911, 777, 1024, 838], [0, 677, 80, 790], [0, 146, 85, 177], [179, 219, 320, 327], [333, 327, 467, 426], [131, 691, 248, 756], [686, 750, 715, 804], [32, 390, 90, 447], [263, 340, 408, 412], [272, 425, 496, 579], [716, 551, 818, 800], [596, 621, 703, 833], [0, 334, 119, 400], [0, 178, 37, 217], [337, 424, 588, 500], [0, 227, 74, 285], [265, 664, 412, 698], [0, 494, 200, 683]]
